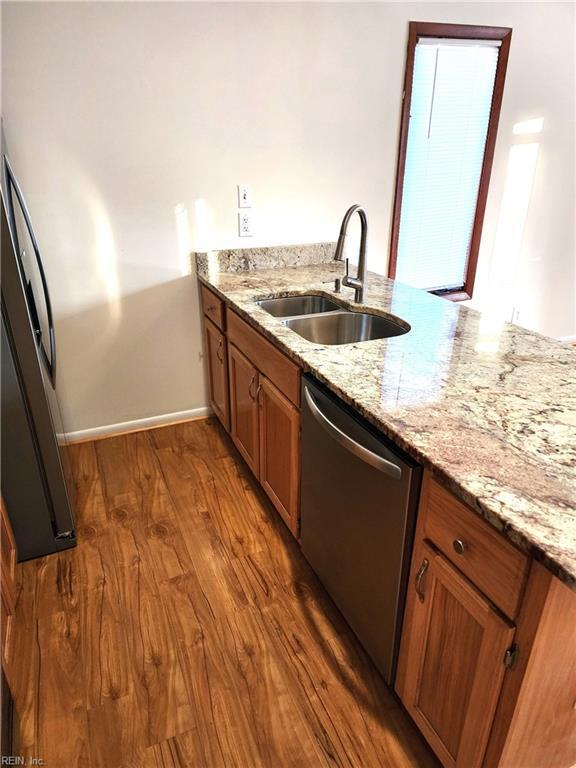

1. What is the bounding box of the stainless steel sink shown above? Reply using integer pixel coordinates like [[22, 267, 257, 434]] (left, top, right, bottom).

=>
[[282, 311, 409, 345], [257, 294, 343, 317]]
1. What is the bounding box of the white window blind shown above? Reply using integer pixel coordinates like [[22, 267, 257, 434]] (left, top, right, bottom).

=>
[[395, 38, 500, 292]]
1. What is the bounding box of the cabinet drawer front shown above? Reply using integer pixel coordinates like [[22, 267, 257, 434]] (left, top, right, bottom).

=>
[[201, 284, 225, 330], [227, 310, 300, 406], [423, 476, 528, 618]]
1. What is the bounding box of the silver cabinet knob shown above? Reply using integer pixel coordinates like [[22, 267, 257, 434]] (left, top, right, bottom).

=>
[[453, 539, 467, 555]]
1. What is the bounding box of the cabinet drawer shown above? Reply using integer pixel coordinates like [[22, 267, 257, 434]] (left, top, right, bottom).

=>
[[227, 310, 300, 406], [200, 284, 225, 331], [422, 476, 528, 618]]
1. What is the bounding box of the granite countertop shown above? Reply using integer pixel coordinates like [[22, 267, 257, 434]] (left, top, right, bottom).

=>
[[196, 245, 576, 589]]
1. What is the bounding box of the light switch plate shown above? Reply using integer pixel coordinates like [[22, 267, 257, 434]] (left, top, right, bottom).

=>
[[237, 184, 252, 208], [238, 211, 253, 237]]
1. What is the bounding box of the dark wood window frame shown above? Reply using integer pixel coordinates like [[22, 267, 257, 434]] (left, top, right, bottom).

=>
[[388, 22, 512, 301]]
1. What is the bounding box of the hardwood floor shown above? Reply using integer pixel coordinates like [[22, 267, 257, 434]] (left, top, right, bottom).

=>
[[7, 418, 438, 767]]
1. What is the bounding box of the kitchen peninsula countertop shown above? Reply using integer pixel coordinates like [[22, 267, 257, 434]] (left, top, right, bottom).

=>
[[196, 246, 576, 589]]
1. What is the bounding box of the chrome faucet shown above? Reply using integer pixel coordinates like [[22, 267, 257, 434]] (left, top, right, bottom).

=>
[[333, 204, 368, 303]]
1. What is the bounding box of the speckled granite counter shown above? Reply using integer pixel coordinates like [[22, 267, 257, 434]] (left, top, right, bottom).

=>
[[196, 247, 576, 589]]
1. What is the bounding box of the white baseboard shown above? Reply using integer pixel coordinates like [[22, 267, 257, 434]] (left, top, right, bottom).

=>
[[64, 406, 213, 444]]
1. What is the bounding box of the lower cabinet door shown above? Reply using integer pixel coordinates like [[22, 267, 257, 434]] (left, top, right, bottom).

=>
[[258, 376, 300, 537], [228, 343, 260, 476], [204, 317, 230, 432], [395, 542, 515, 768]]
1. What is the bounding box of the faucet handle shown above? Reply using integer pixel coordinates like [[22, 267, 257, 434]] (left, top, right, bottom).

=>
[[345, 257, 350, 277]]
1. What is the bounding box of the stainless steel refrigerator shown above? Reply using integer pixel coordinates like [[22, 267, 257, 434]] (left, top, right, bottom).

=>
[[1, 153, 76, 560]]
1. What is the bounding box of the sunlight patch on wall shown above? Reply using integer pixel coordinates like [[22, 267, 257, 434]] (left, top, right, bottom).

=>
[[58, 150, 121, 326], [89, 195, 121, 326], [174, 203, 193, 276], [512, 117, 544, 135], [193, 198, 212, 252], [484, 139, 541, 322], [193, 198, 219, 282]]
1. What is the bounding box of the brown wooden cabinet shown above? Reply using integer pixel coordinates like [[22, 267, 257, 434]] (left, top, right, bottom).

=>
[[259, 376, 300, 537], [396, 540, 514, 768], [204, 317, 230, 432], [397, 473, 576, 768], [199, 285, 303, 538], [228, 343, 260, 476], [1, 499, 17, 664]]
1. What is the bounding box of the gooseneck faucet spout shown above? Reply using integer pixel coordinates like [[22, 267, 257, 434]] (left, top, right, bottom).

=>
[[333, 204, 368, 303]]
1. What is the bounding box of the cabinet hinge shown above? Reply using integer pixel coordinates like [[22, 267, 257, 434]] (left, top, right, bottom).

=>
[[503, 644, 519, 670]]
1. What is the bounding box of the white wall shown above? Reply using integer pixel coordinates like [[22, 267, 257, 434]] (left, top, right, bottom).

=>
[[2, 2, 574, 432]]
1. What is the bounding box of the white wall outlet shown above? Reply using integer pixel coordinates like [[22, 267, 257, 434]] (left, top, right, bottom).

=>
[[238, 211, 254, 237], [237, 184, 252, 208]]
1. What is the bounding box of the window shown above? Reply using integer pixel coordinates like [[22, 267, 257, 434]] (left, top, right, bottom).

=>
[[389, 23, 512, 300]]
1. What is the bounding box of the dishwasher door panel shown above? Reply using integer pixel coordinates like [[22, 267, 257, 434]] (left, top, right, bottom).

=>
[[300, 376, 421, 684]]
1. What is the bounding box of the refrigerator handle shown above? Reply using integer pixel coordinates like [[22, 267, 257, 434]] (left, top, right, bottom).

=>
[[3, 155, 56, 386]]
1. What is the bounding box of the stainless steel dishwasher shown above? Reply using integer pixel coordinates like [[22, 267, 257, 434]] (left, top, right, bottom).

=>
[[300, 375, 421, 685]]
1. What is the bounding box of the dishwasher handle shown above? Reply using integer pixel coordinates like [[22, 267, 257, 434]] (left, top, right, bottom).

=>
[[304, 387, 402, 480]]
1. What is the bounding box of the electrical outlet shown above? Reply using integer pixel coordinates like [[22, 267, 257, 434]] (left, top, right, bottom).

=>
[[238, 211, 254, 237], [237, 184, 252, 208]]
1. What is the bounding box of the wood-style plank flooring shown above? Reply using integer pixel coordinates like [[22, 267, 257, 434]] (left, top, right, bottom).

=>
[[8, 418, 438, 767]]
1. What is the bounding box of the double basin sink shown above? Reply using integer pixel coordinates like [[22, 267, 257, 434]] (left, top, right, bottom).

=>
[[257, 294, 409, 346]]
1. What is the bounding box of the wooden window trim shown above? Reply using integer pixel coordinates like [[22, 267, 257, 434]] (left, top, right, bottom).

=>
[[388, 22, 512, 301]]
